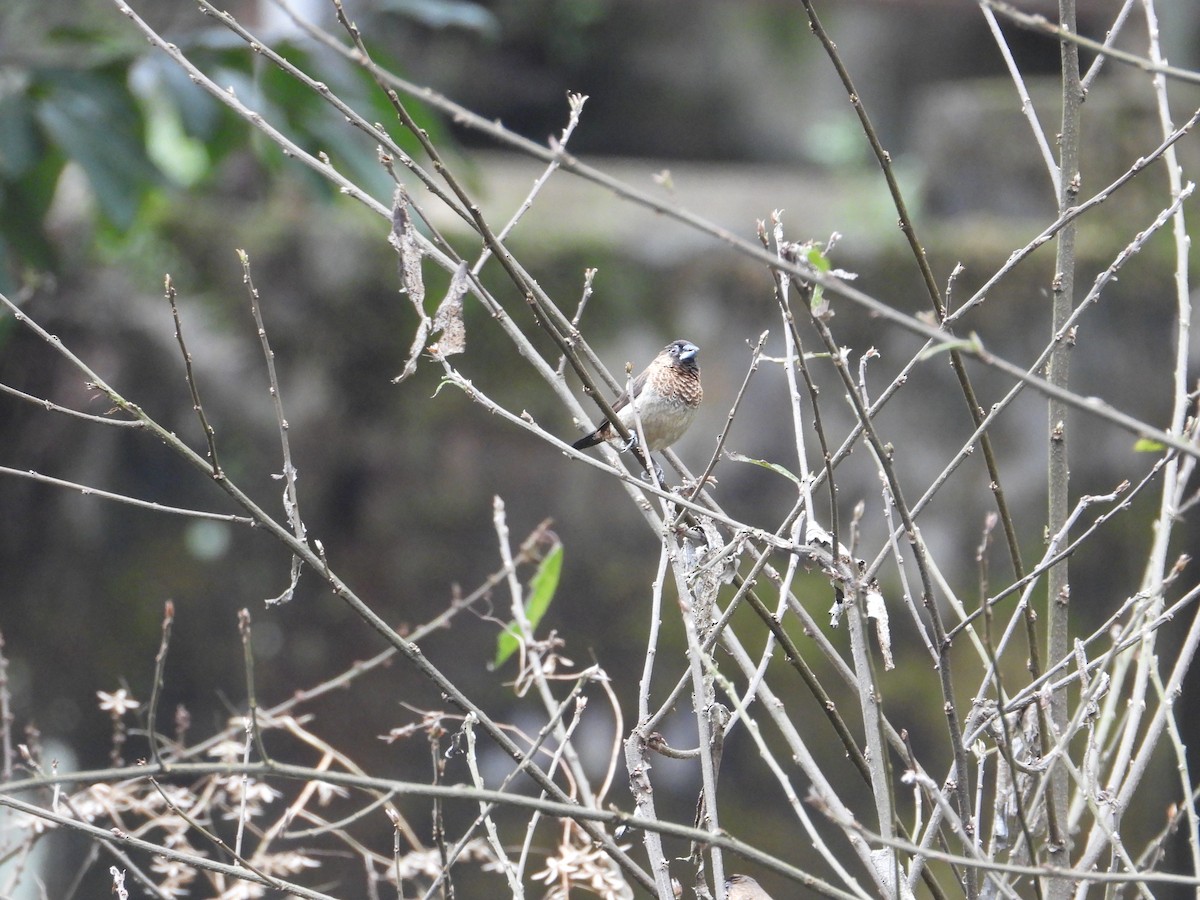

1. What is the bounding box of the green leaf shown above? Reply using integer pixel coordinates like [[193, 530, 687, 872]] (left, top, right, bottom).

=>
[[431, 376, 460, 397], [1133, 438, 1165, 453], [494, 542, 563, 669], [919, 337, 978, 360], [33, 65, 161, 229], [803, 243, 831, 313], [803, 244, 832, 273], [0, 149, 67, 274], [157, 59, 225, 141], [0, 90, 43, 177], [379, 0, 501, 36], [143, 88, 210, 186], [726, 450, 800, 485]]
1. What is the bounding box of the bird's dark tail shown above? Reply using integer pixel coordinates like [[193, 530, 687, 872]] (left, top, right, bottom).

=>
[[572, 430, 603, 450]]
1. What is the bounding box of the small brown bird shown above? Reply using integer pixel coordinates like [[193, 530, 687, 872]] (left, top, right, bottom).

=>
[[725, 874, 774, 900], [573, 339, 702, 453]]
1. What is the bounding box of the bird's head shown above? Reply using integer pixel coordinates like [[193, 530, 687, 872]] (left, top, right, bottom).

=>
[[664, 339, 700, 368]]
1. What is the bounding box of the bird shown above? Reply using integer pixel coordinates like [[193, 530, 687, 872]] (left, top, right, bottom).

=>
[[572, 339, 702, 455], [725, 874, 774, 900]]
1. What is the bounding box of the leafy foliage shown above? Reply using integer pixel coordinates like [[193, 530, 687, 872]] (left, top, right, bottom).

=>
[[0, 28, 442, 291], [495, 540, 563, 668]]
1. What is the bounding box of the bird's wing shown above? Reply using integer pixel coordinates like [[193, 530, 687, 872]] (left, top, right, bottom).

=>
[[609, 368, 649, 416]]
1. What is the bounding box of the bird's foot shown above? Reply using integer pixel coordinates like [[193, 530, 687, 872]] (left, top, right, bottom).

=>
[[639, 462, 667, 485]]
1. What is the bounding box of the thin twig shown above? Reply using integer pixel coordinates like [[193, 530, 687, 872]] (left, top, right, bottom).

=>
[[798, 1, 1027, 656], [681, 331, 769, 513], [165, 275, 221, 478], [237, 609, 271, 765], [239, 250, 307, 605], [0, 631, 11, 782], [0, 381, 146, 427], [0, 286, 660, 894], [1080, 0, 1138, 91], [0, 466, 254, 523], [980, 0, 1200, 85], [1043, 0, 1083, 871], [145, 601, 175, 768], [429, 729, 455, 900], [135, 0, 1200, 464], [980, 4, 1061, 193]]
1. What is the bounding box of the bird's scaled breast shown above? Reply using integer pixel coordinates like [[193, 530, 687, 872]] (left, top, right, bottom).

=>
[[625, 390, 698, 451]]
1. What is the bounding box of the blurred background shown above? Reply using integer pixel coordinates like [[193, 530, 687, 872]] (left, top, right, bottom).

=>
[[3, 0, 1200, 895]]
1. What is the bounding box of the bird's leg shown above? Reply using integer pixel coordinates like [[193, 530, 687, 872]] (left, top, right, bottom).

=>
[[638, 458, 666, 485], [628, 441, 658, 481]]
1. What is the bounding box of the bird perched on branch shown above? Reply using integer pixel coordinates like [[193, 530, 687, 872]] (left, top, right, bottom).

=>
[[572, 339, 702, 454], [725, 874, 774, 900]]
